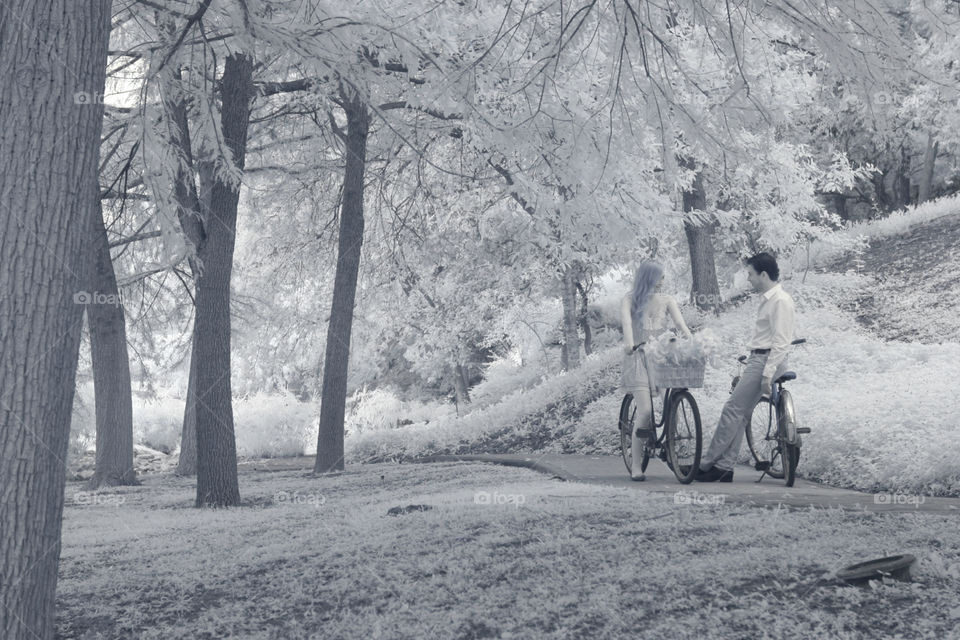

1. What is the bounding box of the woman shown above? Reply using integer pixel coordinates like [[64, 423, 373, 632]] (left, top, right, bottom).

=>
[[620, 262, 692, 480]]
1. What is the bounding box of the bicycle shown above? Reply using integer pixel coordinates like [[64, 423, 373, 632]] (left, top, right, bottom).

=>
[[732, 338, 810, 487], [619, 344, 703, 484]]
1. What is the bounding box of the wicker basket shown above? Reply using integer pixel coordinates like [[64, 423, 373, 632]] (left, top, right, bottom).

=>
[[648, 360, 706, 389]]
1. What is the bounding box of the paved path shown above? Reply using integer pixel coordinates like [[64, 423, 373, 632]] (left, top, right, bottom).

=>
[[419, 453, 960, 514]]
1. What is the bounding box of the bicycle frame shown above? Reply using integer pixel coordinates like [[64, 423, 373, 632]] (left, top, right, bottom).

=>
[[621, 341, 703, 484], [636, 346, 677, 436], [735, 338, 807, 484]]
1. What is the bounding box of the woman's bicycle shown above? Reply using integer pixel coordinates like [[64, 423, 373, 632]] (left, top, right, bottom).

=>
[[732, 338, 810, 487], [619, 344, 703, 484]]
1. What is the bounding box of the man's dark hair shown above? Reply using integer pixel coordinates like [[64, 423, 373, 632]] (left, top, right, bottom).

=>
[[746, 252, 779, 281]]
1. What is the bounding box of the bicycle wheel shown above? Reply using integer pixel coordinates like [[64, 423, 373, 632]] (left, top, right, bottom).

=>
[[777, 428, 795, 487], [746, 398, 784, 479], [778, 390, 798, 487], [665, 390, 701, 484], [784, 443, 799, 487], [618, 395, 634, 474]]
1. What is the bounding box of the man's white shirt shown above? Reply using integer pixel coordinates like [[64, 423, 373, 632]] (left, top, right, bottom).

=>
[[747, 283, 795, 379]]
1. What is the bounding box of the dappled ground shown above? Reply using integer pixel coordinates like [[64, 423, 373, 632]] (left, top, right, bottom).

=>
[[57, 462, 960, 639], [829, 211, 960, 344]]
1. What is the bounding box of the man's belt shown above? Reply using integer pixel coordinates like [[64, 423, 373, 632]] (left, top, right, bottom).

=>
[[751, 348, 771, 355]]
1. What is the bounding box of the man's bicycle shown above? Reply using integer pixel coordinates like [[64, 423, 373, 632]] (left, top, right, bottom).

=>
[[731, 338, 809, 487], [619, 344, 703, 484]]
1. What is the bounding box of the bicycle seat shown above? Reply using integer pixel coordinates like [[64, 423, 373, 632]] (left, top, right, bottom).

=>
[[775, 371, 796, 384]]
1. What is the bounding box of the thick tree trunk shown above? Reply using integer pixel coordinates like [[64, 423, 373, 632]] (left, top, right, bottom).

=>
[[0, 1, 112, 638], [179, 162, 216, 476], [194, 54, 254, 507], [87, 203, 137, 489], [559, 263, 581, 370], [681, 163, 720, 311], [918, 133, 938, 204], [314, 90, 370, 474]]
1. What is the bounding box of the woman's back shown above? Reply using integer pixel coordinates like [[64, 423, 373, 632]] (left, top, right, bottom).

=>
[[629, 292, 671, 343]]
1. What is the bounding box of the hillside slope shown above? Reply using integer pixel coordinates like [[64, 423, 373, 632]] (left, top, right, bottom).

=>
[[830, 210, 960, 344]]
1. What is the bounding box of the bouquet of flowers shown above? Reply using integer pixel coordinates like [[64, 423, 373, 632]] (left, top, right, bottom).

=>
[[643, 329, 722, 389]]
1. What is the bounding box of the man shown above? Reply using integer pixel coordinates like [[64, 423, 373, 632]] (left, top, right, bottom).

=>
[[696, 252, 795, 482]]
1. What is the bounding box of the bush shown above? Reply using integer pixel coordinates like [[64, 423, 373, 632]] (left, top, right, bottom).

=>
[[234, 392, 318, 458]]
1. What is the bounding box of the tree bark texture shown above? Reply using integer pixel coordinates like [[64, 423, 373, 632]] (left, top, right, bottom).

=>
[[681, 162, 721, 311], [158, 58, 205, 476], [314, 89, 370, 474], [559, 263, 581, 370], [194, 53, 254, 507], [86, 203, 137, 489], [0, 1, 112, 637], [576, 281, 592, 356]]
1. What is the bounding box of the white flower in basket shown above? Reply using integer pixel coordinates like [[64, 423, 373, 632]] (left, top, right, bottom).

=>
[[644, 329, 720, 389]]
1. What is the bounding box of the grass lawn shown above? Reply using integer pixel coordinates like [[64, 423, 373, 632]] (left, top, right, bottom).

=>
[[57, 462, 960, 639]]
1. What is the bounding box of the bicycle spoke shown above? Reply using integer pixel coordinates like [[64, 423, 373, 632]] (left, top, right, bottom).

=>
[[671, 405, 696, 463]]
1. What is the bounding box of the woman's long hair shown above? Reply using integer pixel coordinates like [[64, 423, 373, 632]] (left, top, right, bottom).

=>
[[630, 262, 664, 335]]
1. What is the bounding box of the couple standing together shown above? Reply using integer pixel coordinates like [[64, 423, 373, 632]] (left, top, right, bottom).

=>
[[620, 252, 795, 482]]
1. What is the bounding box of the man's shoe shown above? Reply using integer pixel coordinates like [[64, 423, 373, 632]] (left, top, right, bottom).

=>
[[695, 466, 734, 483]]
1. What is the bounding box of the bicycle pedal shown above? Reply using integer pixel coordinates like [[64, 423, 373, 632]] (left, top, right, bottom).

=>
[[634, 428, 654, 439], [796, 427, 811, 434], [754, 461, 771, 471]]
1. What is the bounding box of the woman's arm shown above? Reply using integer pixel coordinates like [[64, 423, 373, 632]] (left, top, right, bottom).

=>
[[666, 296, 693, 338], [620, 295, 635, 353]]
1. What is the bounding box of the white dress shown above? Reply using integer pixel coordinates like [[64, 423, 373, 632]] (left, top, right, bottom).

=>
[[621, 294, 672, 394]]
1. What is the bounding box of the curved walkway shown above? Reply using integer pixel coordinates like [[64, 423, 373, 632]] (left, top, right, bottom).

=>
[[418, 453, 960, 514]]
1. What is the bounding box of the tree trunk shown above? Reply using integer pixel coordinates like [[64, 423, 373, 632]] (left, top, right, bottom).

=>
[[681, 162, 720, 311], [314, 89, 370, 474], [576, 281, 592, 356], [918, 133, 938, 204], [194, 53, 254, 507], [896, 146, 912, 209], [872, 168, 890, 213], [86, 203, 137, 489], [156, 35, 206, 476], [177, 345, 199, 475], [179, 161, 216, 476], [559, 263, 581, 370], [453, 362, 471, 407], [0, 1, 112, 638]]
